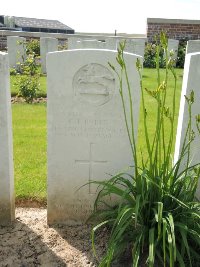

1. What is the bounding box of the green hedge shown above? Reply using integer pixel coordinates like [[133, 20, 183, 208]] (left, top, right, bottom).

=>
[[144, 39, 187, 68]]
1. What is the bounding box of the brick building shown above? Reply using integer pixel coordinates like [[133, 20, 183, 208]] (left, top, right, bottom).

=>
[[147, 18, 200, 42]]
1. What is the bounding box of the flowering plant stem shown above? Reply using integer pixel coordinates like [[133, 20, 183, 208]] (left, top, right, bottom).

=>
[[89, 33, 200, 267]]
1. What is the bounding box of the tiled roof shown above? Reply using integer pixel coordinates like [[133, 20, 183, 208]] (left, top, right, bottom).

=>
[[13, 16, 73, 31]]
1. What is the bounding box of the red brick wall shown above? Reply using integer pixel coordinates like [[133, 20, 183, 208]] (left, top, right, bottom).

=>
[[147, 18, 200, 42]]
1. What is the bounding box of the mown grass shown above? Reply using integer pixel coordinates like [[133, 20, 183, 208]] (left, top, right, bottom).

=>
[[12, 103, 47, 201], [12, 68, 183, 201]]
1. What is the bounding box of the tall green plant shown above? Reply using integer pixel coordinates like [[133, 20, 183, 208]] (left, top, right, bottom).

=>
[[26, 39, 40, 56], [14, 40, 41, 103], [89, 33, 200, 267], [16, 75, 40, 103]]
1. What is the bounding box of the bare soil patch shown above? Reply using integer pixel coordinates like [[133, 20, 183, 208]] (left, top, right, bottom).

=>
[[0, 208, 131, 267], [11, 96, 47, 104]]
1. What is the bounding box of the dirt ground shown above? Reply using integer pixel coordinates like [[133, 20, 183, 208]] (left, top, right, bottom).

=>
[[0, 208, 108, 267]]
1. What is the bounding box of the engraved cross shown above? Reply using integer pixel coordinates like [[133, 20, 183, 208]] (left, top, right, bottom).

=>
[[75, 143, 107, 194]]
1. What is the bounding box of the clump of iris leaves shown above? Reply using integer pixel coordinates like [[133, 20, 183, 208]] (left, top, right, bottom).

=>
[[88, 33, 200, 267]]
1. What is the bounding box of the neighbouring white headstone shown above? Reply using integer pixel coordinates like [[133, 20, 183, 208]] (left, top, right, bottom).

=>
[[0, 52, 15, 225], [67, 37, 80, 49], [174, 52, 200, 198], [72, 39, 106, 49], [186, 40, 200, 54], [167, 39, 179, 63], [105, 38, 117, 50], [7, 36, 26, 68], [47, 49, 141, 224], [117, 39, 146, 58], [40, 37, 58, 73]]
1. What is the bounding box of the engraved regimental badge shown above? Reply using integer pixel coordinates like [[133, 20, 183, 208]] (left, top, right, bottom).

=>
[[73, 63, 115, 106]]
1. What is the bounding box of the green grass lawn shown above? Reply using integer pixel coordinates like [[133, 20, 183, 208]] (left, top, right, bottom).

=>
[[12, 68, 183, 202], [12, 103, 47, 202]]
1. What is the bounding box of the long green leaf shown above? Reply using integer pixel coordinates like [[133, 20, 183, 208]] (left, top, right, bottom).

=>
[[91, 179, 135, 205], [179, 228, 192, 267], [163, 218, 167, 267], [149, 228, 155, 267], [135, 195, 141, 227], [132, 234, 142, 267], [176, 248, 185, 267], [157, 202, 163, 239], [91, 219, 113, 259], [166, 223, 174, 267], [167, 213, 176, 262]]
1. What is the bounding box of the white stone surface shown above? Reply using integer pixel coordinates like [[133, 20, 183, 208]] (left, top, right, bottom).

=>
[[47, 49, 141, 224], [7, 36, 26, 68], [67, 37, 80, 49], [68, 37, 117, 50], [105, 38, 117, 50], [174, 52, 200, 198], [186, 40, 200, 54], [40, 37, 58, 73], [0, 52, 15, 225], [68, 37, 135, 51], [117, 39, 146, 58], [75, 39, 106, 49], [167, 39, 179, 63]]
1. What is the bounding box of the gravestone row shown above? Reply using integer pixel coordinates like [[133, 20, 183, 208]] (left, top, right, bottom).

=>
[[0, 40, 199, 226], [6, 35, 184, 74], [67, 37, 146, 58], [6, 36, 147, 74], [47, 44, 199, 225], [7, 36, 59, 74]]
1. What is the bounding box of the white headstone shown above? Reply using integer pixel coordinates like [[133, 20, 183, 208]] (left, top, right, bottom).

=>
[[105, 38, 117, 50], [117, 39, 146, 58], [73, 39, 106, 49], [174, 52, 200, 198], [7, 36, 26, 68], [0, 52, 15, 225], [68, 37, 117, 50], [67, 37, 80, 49], [167, 39, 179, 63], [186, 40, 200, 54], [47, 49, 141, 224], [40, 37, 58, 73]]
